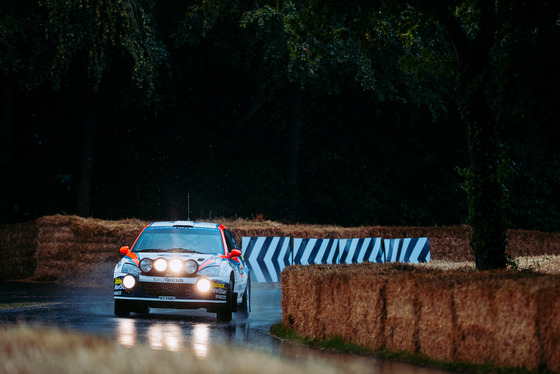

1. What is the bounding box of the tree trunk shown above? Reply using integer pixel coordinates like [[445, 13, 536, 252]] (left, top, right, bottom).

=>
[[460, 86, 508, 270], [439, 2, 508, 269], [75, 91, 97, 217]]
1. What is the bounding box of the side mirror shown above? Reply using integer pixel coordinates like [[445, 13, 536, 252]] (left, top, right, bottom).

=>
[[230, 249, 242, 258], [119, 246, 130, 255]]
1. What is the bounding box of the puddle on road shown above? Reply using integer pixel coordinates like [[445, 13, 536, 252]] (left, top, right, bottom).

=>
[[1, 282, 455, 374]]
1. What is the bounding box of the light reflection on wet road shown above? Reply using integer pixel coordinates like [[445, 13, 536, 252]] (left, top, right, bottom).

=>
[[0, 282, 455, 374]]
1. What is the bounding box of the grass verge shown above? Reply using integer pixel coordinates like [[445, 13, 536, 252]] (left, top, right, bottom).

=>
[[270, 323, 555, 374], [0, 323, 378, 374]]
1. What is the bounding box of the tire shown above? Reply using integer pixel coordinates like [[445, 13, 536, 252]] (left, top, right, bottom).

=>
[[216, 308, 232, 322], [237, 275, 251, 318], [216, 275, 235, 322], [134, 306, 150, 315], [114, 300, 130, 317]]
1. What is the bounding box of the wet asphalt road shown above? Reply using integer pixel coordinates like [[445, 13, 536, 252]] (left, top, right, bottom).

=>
[[0, 281, 454, 374]]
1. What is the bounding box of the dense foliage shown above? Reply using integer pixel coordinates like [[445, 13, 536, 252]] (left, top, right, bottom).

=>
[[1, 2, 558, 258]]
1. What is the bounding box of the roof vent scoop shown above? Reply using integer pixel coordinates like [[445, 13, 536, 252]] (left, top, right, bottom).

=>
[[173, 220, 195, 227]]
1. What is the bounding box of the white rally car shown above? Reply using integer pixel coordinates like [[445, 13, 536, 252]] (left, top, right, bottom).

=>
[[113, 221, 250, 322]]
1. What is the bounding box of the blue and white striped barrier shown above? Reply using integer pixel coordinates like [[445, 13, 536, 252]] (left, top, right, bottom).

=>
[[242, 237, 290, 283], [242, 236, 430, 282], [338, 238, 384, 264], [383, 237, 430, 263], [292, 238, 339, 265]]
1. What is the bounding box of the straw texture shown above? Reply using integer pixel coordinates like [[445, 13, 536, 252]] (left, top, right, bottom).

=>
[[2, 215, 560, 281], [282, 264, 560, 371]]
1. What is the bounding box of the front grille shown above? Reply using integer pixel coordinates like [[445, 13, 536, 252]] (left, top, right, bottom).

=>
[[141, 282, 195, 297]]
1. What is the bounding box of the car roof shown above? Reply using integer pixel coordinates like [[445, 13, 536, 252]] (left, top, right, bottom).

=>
[[148, 221, 221, 229]]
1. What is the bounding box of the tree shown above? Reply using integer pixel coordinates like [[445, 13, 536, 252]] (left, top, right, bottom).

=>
[[32, 0, 166, 216], [243, 0, 559, 269], [412, 0, 559, 269], [0, 1, 54, 220], [187, 1, 382, 221]]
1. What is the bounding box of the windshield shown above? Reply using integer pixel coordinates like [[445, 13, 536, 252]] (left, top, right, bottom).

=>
[[132, 227, 224, 255]]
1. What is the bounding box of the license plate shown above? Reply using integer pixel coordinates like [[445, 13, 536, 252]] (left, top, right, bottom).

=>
[[159, 296, 176, 300]]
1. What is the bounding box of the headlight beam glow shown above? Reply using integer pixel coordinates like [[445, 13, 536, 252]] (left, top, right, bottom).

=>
[[169, 259, 183, 273], [196, 279, 212, 293], [154, 258, 168, 272], [123, 275, 136, 289]]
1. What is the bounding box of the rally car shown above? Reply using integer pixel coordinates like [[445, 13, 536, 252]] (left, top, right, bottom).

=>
[[113, 221, 250, 322]]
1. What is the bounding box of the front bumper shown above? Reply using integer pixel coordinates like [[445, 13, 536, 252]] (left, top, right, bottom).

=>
[[114, 275, 231, 312]]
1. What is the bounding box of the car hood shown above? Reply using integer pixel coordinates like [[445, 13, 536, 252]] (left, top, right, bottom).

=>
[[134, 252, 222, 268]]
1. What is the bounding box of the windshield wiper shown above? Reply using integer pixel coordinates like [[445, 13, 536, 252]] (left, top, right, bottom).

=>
[[135, 248, 162, 253]]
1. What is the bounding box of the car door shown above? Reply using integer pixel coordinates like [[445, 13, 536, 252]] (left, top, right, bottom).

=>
[[224, 229, 247, 293]]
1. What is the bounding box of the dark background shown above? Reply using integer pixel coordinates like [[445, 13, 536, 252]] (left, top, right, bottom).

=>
[[1, 1, 558, 230]]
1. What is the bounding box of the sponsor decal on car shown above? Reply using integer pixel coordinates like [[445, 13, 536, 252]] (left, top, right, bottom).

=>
[[159, 296, 176, 300], [212, 281, 226, 289], [114, 278, 123, 285], [152, 277, 184, 283], [139, 275, 197, 284], [198, 258, 220, 272], [212, 288, 227, 295], [125, 251, 140, 266]]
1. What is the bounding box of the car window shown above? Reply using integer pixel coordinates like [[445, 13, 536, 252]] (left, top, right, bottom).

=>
[[224, 230, 234, 251], [226, 230, 239, 249], [132, 228, 224, 255]]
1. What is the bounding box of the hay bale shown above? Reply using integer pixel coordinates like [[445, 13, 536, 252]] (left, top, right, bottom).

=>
[[287, 266, 321, 338], [377, 264, 437, 353], [383, 271, 419, 352], [341, 266, 388, 349], [452, 272, 505, 365], [416, 271, 462, 361], [281, 265, 314, 336], [0, 221, 38, 280], [535, 277, 560, 372], [508, 230, 560, 257], [451, 271, 546, 369], [315, 272, 350, 339], [29, 215, 146, 282], [282, 263, 560, 371], [491, 275, 542, 369]]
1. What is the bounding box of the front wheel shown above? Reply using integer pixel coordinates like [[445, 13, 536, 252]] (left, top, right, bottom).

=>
[[114, 300, 130, 317], [216, 275, 235, 322], [237, 276, 251, 318], [216, 308, 232, 322]]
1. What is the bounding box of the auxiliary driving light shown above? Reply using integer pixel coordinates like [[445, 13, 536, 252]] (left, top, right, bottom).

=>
[[196, 279, 212, 293], [154, 258, 168, 272], [185, 260, 198, 274], [139, 258, 153, 273], [169, 259, 183, 273], [123, 275, 136, 289]]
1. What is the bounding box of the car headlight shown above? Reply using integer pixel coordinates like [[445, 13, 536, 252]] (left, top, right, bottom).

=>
[[169, 259, 183, 273], [154, 258, 167, 272], [185, 260, 199, 275], [122, 263, 140, 275], [123, 275, 137, 289], [196, 278, 212, 293], [140, 258, 153, 273], [196, 266, 220, 276]]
